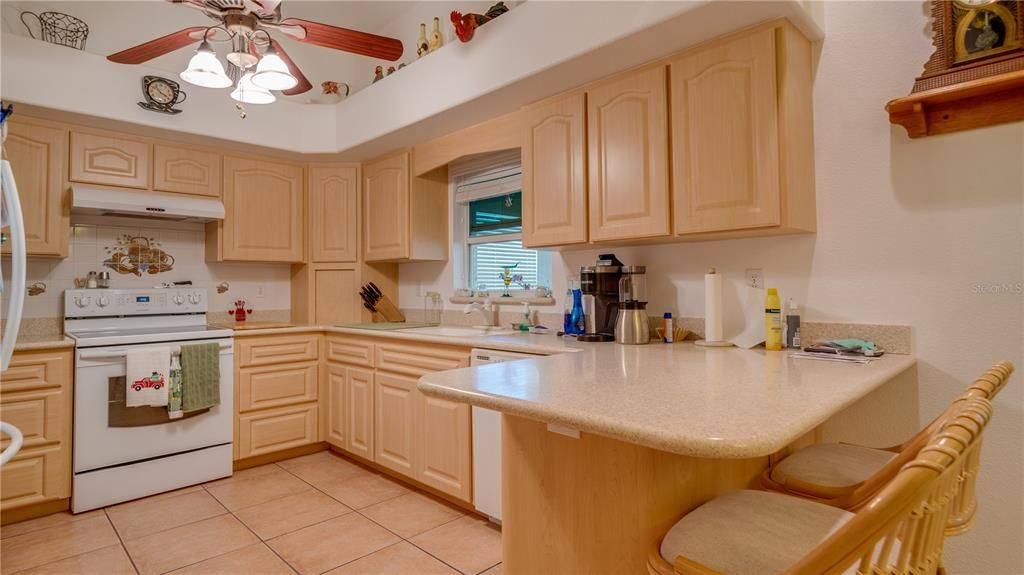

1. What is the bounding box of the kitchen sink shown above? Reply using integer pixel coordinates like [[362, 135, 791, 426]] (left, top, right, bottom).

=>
[[397, 325, 518, 337]]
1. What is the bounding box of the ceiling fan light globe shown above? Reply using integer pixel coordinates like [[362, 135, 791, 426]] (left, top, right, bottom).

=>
[[180, 48, 232, 89], [227, 51, 259, 69], [230, 72, 276, 104], [252, 52, 297, 90]]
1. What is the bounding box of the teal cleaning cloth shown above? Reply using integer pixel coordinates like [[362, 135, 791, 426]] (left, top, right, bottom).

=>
[[180, 342, 221, 412]]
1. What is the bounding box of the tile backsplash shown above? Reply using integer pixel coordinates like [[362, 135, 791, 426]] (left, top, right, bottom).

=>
[[2, 215, 291, 320]]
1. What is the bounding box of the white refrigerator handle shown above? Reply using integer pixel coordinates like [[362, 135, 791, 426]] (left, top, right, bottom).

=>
[[1, 159, 26, 372]]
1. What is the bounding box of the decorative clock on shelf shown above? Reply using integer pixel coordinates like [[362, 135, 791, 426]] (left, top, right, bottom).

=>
[[886, 0, 1024, 138], [138, 75, 187, 115]]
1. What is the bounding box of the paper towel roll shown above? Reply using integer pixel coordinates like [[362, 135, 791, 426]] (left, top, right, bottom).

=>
[[705, 270, 724, 342]]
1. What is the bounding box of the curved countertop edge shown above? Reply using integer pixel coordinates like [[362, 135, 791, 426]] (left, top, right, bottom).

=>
[[416, 350, 918, 459]]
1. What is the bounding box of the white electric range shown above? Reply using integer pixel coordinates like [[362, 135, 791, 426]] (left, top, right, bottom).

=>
[[64, 287, 234, 512]]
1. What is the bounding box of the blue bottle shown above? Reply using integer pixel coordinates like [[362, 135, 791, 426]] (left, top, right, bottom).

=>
[[570, 288, 585, 335]]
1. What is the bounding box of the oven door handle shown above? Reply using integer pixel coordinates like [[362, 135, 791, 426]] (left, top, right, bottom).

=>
[[78, 342, 233, 361]]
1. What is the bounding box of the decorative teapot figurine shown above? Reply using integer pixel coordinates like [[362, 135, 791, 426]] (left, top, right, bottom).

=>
[[229, 300, 254, 323]]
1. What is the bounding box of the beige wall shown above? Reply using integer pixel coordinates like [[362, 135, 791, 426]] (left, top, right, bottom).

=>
[[401, 3, 1024, 572]]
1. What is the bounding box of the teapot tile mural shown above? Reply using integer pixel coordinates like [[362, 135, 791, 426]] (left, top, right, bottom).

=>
[[103, 234, 175, 276]]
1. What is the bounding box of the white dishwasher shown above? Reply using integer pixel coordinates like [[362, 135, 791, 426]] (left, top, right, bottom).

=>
[[470, 348, 544, 523]]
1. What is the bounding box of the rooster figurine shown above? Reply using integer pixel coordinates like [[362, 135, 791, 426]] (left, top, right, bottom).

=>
[[451, 1, 509, 43]]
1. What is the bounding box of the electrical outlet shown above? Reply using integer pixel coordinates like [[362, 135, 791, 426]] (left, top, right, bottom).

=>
[[255, 284, 265, 298], [745, 268, 763, 289], [415, 281, 423, 297]]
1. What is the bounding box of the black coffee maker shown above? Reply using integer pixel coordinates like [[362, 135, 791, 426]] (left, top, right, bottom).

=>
[[577, 254, 623, 342]]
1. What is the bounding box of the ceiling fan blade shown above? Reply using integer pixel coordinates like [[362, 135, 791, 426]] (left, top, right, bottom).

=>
[[107, 26, 207, 64], [272, 39, 313, 96], [279, 18, 403, 61]]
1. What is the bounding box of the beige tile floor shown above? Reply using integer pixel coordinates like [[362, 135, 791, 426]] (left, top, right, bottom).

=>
[[1, 451, 503, 575]]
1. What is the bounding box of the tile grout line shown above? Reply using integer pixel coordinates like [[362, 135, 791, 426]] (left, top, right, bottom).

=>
[[103, 508, 142, 575], [273, 457, 472, 575], [224, 505, 301, 575]]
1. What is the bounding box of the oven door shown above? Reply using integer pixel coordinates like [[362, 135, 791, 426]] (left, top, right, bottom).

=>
[[73, 338, 233, 473]]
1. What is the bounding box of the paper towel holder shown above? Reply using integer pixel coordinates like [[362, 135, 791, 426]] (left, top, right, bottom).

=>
[[696, 267, 735, 348]]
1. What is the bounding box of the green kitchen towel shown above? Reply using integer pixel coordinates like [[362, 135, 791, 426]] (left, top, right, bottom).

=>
[[180, 342, 221, 412]]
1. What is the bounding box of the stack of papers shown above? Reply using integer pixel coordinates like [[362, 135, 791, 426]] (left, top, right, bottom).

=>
[[790, 352, 876, 365]]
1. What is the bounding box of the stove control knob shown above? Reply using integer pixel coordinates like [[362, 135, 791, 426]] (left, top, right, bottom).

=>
[[97, 296, 110, 308], [188, 293, 202, 305], [75, 296, 92, 308], [172, 295, 185, 305]]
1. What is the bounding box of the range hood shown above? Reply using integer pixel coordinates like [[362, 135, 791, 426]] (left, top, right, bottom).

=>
[[71, 186, 224, 222]]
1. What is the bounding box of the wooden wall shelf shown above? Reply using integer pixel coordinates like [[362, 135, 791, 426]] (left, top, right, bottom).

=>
[[886, 70, 1024, 138]]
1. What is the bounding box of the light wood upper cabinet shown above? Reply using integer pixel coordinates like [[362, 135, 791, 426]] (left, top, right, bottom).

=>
[[671, 22, 815, 238], [309, 165, 359, 262], [671, 27, 779, 233], [586, 66, 671, 242], [153, 144, 222, 197], [3, 119, 68, 257], [217, 155, 304, 262], [363, 152, 410, 261], [374, 372, 417, 476], [363, 150, 447, 263], [1, 349, 73, 513], [521, 92, 588, 248], [70, 131, 151, 189]]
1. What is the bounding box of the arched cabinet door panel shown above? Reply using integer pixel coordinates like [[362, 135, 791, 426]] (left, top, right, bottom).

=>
[[220, 156, 304, 262], [587, 66, 671, 242]]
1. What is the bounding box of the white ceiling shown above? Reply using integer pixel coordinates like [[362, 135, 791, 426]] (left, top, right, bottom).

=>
[[0, 0, 492, 102]]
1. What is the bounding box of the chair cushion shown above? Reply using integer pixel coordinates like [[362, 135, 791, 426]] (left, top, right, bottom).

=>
[[659, 490, 854, 575], [771, 443, 897, 489]]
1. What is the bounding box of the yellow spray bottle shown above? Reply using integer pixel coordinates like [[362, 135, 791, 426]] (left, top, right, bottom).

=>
[[764, 288, 783, 351]]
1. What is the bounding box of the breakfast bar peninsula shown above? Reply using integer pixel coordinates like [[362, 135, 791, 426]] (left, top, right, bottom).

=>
[[417, 342, 917, 575]]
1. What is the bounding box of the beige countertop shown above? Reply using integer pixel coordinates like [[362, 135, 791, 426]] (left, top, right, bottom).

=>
[[13, 332, 75, 351], [417, 343, 917, 459]]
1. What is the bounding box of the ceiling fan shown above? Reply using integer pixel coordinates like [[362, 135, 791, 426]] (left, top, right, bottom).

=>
[[107, 0, 403, 104]]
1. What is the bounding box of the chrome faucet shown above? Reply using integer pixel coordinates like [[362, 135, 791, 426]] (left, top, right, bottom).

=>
[[463, 300, 496, 327]]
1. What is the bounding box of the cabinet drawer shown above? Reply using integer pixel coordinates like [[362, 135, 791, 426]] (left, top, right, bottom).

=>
[[0, 445, 67, 510], [237, 335, 319, 367], [237, 403, 318, 459], [375, 343, 469, 377], [325, 336, 374, 367], [238, 362, 318, 413], [0, 388, 64, 449], [69, 131, 151, 189]]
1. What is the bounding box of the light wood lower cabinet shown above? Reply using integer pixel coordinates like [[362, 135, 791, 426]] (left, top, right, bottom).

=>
[[346, 367, 375, 460], [237, 403, 318, 459], [322, 336, 473, 502], [323, 361, 375, 461], [374, 372, 417, 476], [0, 349, 73, 514], [234, 334, 321, 462], [417, 393, 472, 501]]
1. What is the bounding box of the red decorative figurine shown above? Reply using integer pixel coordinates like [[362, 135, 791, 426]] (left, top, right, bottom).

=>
[[451, 2, 509, 43], [229, 300, 253, 323]]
